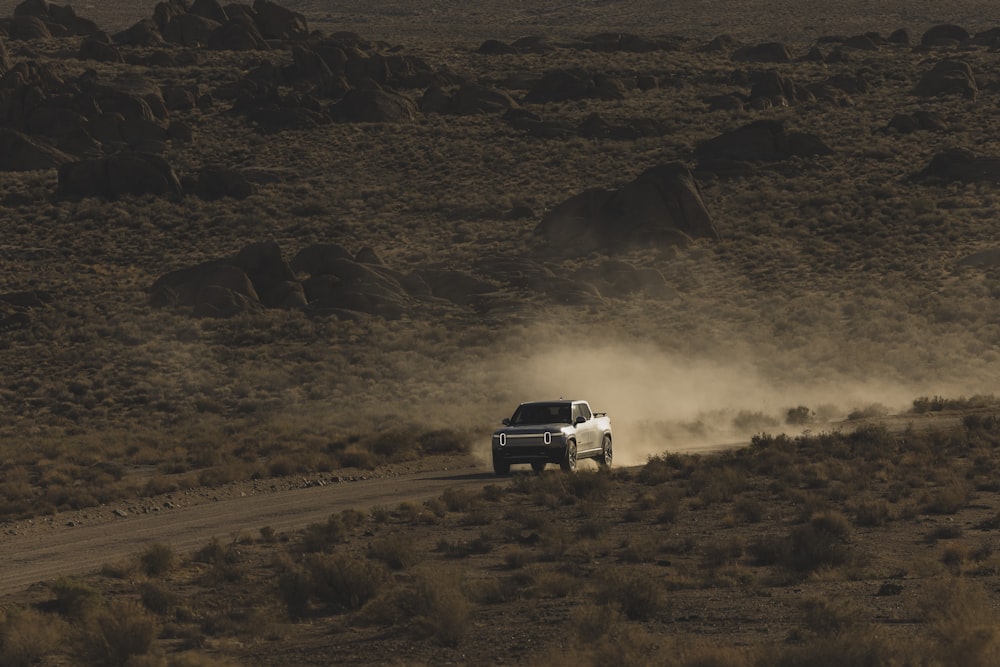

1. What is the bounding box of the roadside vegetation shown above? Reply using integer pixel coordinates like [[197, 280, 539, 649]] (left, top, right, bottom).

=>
[[5, 411, 1000, 665]]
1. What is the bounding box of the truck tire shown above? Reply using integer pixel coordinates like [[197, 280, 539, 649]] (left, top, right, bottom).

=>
[[493, 456, 511, 476], [560, 440, 577, 472], [598, 435, 613, 469]]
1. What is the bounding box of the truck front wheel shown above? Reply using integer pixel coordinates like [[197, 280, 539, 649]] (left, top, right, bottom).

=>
[[560, 440, 577, 473], [493, 456, 511, 476]]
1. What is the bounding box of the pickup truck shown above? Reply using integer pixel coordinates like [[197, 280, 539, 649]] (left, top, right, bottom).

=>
[[491, 399, 612, 475]]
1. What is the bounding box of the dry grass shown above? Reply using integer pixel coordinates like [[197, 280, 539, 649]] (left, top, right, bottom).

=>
[[5, 0, 1000, 663], [3, 417, 1000, 663]]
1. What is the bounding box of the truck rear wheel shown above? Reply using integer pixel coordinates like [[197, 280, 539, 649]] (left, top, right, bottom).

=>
[[560, 440, 577, 472], [598, 435, 613, 469]]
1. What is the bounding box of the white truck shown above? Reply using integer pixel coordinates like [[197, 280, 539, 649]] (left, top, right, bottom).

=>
[[490, 399, 612, 475]]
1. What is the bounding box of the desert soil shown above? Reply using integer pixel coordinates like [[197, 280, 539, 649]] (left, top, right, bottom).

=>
[[3, 0, 1000, 664]]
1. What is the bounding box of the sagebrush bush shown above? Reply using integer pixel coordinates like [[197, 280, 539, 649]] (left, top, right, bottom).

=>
[[77, 600, 159, 667], [0, 607, 65, 667], [308, 553, 387, 612], [140, 542, 177, 577], [48, 577, 102, 619], [594, 569, 666, 621], [367, 533, 420, 570]]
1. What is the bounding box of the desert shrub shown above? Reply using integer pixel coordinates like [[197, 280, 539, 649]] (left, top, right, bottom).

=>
[[638, 452, 688, 485], [785, 406, 813, 425], [688, 465, 746, 504], [913, 394, 998, 414], [307, 552, 387, 612], [731, 410, 780, 433], [701, 536, 745, 570], [339, 508, 366, 528], [925, 525, 963, 543], [920, 478, 972, 514], [851, 499, 892, 527], [538, 524, 573, 561], [846, 403, 889, 420], [337, 444, 376, 469], [48, 577, 102, 619], [787, 511, 852, 572], [298, 514, 347, 553], [140, 542, 177, 577], [276, 565, 312, 619], [0, 607, 65, 667], [440, 486, 476, 512], [798, 596, 861, 636], [919, 577, 1000, 666], [192, 538, 245, 584], [571, 603, 620, 643], [655, 487, 683, 524], [761, 631, 897, 667], [734, 495, 764, 523], [594, 569, 666, 621], [367, 533, 420, 570], [77, 600, 159, 667], [416, 428, 469, 454], [464, 575, 522, 604], [363, 571, 469, 646], [139, 581, 179, 616]]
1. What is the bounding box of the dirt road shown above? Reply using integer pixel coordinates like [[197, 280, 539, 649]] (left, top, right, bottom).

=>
[[1, 465, 496, 597]]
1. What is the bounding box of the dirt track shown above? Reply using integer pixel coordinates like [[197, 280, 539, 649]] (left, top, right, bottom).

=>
[[0, 464, 496, 597]]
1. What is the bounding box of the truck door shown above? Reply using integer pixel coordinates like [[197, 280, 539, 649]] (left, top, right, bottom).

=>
[[574, 403, 598, 454]]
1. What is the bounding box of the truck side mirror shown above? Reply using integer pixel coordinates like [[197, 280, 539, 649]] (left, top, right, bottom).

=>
[[502, 418, 511, 426], [575, 416, 586, 425]]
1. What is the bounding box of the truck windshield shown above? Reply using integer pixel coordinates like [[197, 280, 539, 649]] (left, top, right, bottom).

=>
[[511, 403, 572, 425]]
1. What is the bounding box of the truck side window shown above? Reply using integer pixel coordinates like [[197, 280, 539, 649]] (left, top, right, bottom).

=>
[[578, 403, 592, 420]]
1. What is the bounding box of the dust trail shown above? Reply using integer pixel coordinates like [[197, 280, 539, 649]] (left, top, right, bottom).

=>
[[479, 337, 926, 466]]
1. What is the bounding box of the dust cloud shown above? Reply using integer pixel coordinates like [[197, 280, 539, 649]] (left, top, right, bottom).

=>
[[471, 333, 940, 467]]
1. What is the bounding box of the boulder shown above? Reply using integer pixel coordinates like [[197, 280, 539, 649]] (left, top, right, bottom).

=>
[[918, 148, 1000, 184], [113, 20, 166, 47], [888, 28, 910, 45], [536, 163, 718, 253], [921, 24, 969, 46], [416, 269, 496, 306], [694, 120, 833, 163], [732, 42, 792, 63], [58, 152, 183, 198], [0, 38, 9, 77], [194, 166, 253, 199], [208, 19, 268, 50], [447, 83, 519, 115], [233, 240, 296, 306], [79, 34, 124, 63], [14, 0, 98, 35], [190, 0, 229, 23], [478, 39, 516, 55], [750, 71, 815, 105], [957, 248, 1000, 269], [163, 12, 221, 45], [152, 0, 189, 33], [887, 111, 947, 134], [914, 60, 977, 99], [524, 69, 626, 103], [0, 128, 73, 171], [331, 88, 417, 123], [193, 285, 265, 317], [252, 0, 307, 40], [302, 259, 409, 318], [4, 15, 52, 39], [150, 261, 260, 308], [291, 243, 352, 275]]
